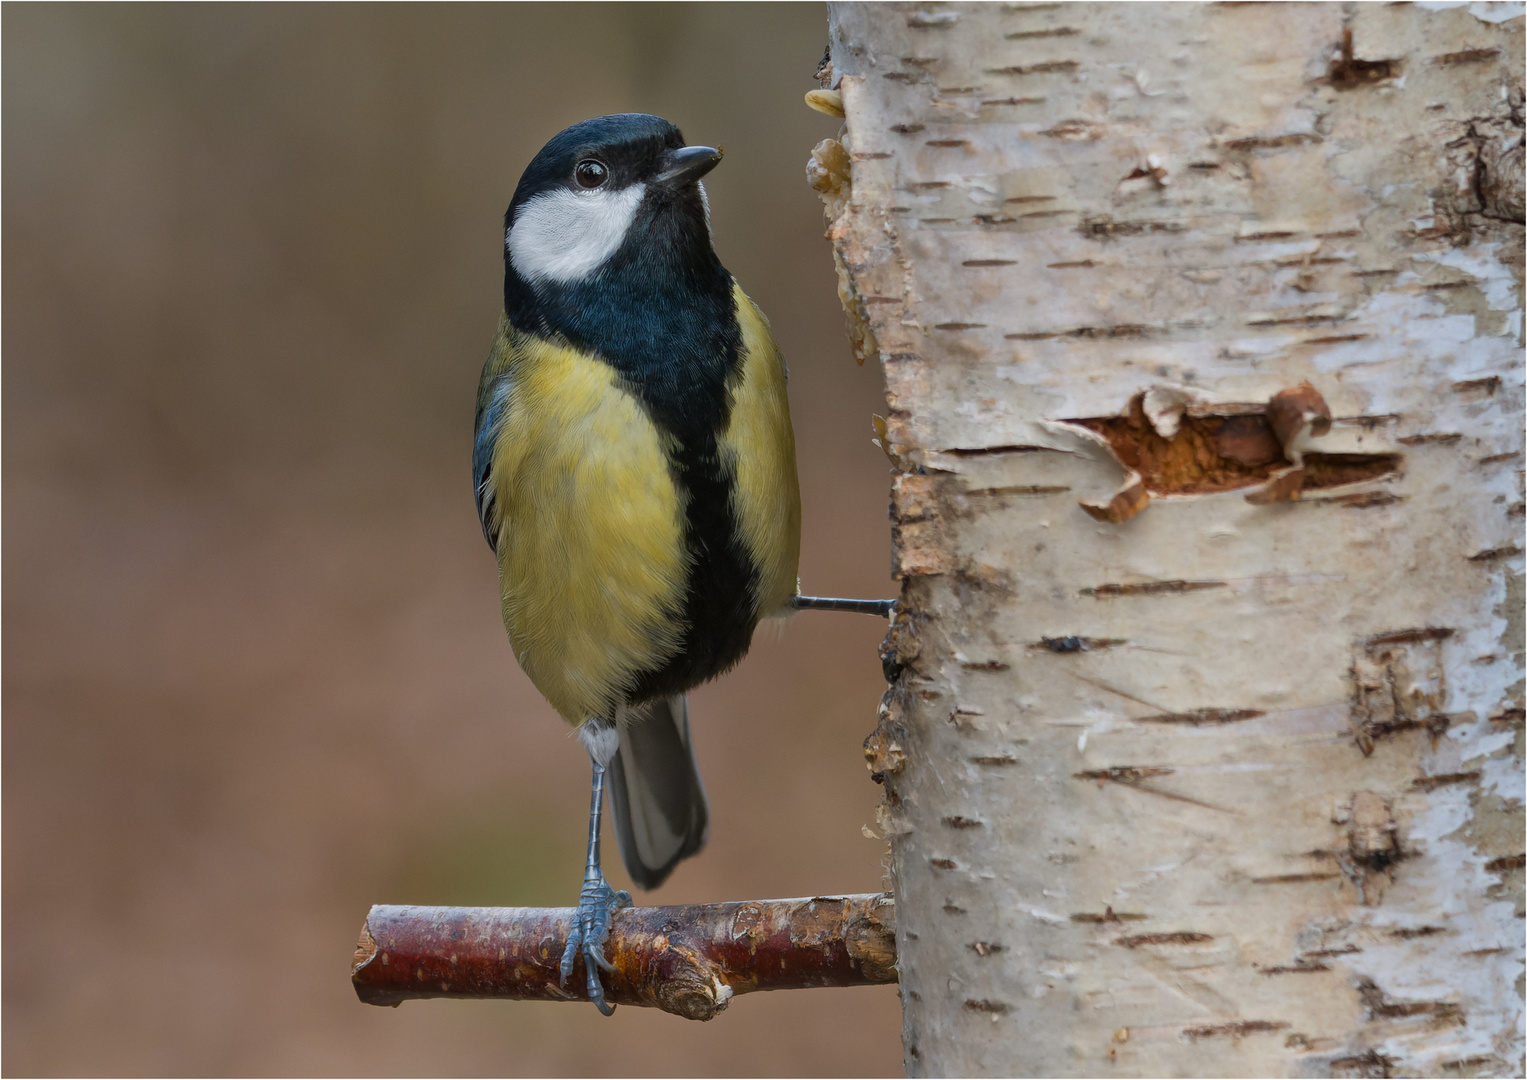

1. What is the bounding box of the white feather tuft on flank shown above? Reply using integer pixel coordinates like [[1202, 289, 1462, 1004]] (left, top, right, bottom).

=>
[[508, 184, 645, 285], [578, 717, 620, 767]]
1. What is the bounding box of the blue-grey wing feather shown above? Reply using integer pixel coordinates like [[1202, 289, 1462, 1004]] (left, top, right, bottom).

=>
[[473, 372, 511, 552]]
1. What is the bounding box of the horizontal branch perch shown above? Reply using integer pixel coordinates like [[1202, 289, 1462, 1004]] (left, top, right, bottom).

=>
[[352, 893, 897, 1021]]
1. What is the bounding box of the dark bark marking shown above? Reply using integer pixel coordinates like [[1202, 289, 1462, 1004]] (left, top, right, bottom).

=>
[[1327, 1049, 1397, 1077], [1082, 579, 1227, 597], [1432, 47, 1501, 65], [1076, 766, 1174, 782], [1070, 907, 1148, 923], [1411, 771, 1481, 790], [1356, 977, 1465, 1025], [1331, 491, 1403, 509], [1367, 627, 1453, 646], [1182, 1019, 1289, 1040], [941, 816, 983, 828], [959, 659, 1010, 671], [1468, 545, 1522, 562], [1329, 28, 1402, 88], [1250, 872, 1342, 884], [1114, 932, 1213, 948], [986, 60, 1078, 74], [1004, 27, 1080, 39], [1033, 635, 1127, 652], [1259, 962, 1332, 974], [1223, 133, 1320, 151], [1305, 946, 1363, 958], [1136, 708, 1265, 726], [944, 444, 1055, 457], [1452, 375, 1502, 395], [964, 998, 1009, 1012]]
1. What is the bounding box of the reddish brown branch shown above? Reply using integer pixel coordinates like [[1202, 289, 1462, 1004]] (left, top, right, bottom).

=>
[[352, 893, 897, 1021]]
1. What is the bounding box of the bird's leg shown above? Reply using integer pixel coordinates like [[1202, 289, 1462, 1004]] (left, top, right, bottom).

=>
[[789, 595, 897, 617], [559, 718, 631, 1015]]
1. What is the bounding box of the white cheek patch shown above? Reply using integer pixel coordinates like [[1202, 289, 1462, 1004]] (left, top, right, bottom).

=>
[[508, 183, 646, 285]]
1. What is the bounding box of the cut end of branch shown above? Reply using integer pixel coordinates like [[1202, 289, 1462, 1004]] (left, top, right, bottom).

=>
[[352, 922, 378, 978]]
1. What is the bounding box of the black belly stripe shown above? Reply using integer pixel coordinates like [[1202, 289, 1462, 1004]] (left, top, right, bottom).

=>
[[626, 426, 759, 704]]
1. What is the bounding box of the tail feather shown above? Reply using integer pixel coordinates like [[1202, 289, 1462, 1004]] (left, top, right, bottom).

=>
[[607, 695, 708, 891]]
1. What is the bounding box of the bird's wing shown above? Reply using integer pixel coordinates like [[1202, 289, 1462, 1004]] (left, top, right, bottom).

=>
[[473, 316, 514, 551], [720, 284, 802, 617]]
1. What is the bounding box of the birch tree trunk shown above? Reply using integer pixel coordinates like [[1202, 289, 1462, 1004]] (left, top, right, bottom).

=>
[[817, 3, 1525, 1075]]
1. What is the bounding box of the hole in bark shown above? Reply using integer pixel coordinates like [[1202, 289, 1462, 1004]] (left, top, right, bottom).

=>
[[1072, 394, 1401, 496]]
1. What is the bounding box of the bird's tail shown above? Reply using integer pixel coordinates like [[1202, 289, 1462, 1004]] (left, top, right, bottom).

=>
[[607, 695, 709, 891]]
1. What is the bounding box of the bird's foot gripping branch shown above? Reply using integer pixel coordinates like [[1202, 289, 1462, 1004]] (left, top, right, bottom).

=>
[[352, 893, 897, 1021]]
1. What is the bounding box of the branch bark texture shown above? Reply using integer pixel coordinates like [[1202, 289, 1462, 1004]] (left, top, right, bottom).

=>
[[822, 3, 1524, 1075], [352, 894, 896, 1021]]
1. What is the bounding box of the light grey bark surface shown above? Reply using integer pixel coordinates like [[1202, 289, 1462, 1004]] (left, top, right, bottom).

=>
[[819, 3, 1525, 1075]]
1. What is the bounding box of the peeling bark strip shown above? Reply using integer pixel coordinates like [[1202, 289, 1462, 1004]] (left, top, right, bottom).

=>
[[823, 3, 1523, 1076], [352, 895, 896, 1021]]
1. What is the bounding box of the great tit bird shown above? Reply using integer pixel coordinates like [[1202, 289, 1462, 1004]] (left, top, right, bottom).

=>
[[474, 113, 892, 1015]]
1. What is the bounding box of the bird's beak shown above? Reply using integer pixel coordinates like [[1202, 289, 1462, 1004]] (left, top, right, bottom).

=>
[[655, 145, 722, 187]]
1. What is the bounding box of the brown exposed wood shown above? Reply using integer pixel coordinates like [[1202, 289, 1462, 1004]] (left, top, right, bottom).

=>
[[1074, 387, 1399, 506], [351, 894, 896, 1021], [1077, 396, 1284, 496], [1266, 382, 1334, 446]]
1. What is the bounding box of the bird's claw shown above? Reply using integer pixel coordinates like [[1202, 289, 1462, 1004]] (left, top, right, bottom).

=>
[[559, 879, 631, 1014]]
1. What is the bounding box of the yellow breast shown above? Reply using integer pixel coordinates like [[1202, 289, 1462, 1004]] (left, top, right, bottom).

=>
[[490, 331, 689, 724]]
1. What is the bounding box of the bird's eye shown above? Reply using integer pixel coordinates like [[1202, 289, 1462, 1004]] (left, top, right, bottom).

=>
[[574, 159, 608, 189]]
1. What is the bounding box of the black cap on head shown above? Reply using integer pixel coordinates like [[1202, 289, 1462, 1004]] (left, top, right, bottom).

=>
[[510, 113, 717, 211]]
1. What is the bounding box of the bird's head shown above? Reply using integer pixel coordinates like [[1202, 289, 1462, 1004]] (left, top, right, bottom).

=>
[[505, 114, 722, 289]]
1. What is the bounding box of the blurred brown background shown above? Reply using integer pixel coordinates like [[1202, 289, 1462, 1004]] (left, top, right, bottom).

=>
[[3, 5, 901, 1075]]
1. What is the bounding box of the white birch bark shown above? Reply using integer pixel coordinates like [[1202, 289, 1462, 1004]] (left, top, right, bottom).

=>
[[817, 3, 1525, 1075]]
